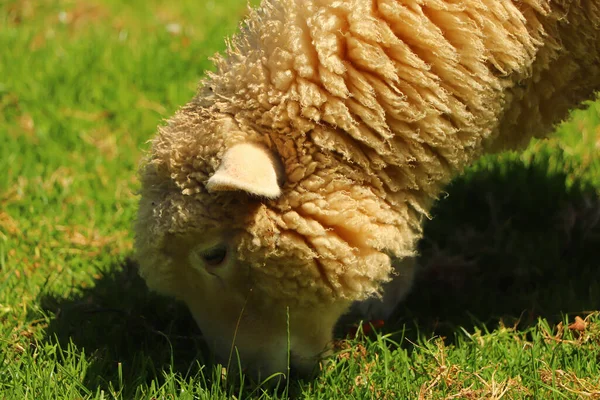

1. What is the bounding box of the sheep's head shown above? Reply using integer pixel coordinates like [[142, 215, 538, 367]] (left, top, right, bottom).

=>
[[135, 108, 408, 377]]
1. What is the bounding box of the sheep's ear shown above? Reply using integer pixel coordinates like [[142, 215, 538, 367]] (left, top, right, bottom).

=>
[[206, 143, 284, 199]]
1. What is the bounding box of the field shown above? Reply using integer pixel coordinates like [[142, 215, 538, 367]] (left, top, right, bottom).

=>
[[1, 0, 599, 398]]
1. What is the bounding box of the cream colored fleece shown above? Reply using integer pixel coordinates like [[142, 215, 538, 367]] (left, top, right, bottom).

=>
[[135, 0, 600, 373], [138, 0, 599, 301]]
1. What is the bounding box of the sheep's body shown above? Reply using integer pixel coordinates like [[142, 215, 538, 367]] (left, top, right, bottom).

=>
[[136, 0, 600, 376]]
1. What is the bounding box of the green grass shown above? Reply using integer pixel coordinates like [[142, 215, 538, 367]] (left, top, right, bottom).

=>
[[1, 0, 599, 398]]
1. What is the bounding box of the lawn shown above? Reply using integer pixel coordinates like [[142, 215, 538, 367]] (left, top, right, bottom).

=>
[[1, 0, 599, 398]]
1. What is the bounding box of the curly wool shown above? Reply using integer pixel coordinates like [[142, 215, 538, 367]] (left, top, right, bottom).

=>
[[136, 0, 600, 306]]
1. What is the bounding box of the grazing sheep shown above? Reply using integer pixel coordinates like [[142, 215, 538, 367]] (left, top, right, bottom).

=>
[[135, 0, 600, 377]]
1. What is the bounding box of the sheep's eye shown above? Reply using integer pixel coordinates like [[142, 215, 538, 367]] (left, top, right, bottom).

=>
[[201, 246, 227, 267]]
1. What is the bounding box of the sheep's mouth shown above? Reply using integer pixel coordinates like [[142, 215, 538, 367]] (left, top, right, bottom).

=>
[[287, 358, 305, 380], [288, 352, 320, 379]]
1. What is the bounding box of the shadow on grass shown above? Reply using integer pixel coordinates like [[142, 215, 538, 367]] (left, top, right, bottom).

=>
[[35, 144, 600, 395], [395, 146, 600, 340], [37, 259, 216, 395]]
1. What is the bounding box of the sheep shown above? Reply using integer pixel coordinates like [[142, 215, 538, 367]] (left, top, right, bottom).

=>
[[135, 0, 600, 377]]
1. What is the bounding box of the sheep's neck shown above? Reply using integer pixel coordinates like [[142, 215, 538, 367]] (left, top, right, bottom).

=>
[[197, 0, 600, 262]]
